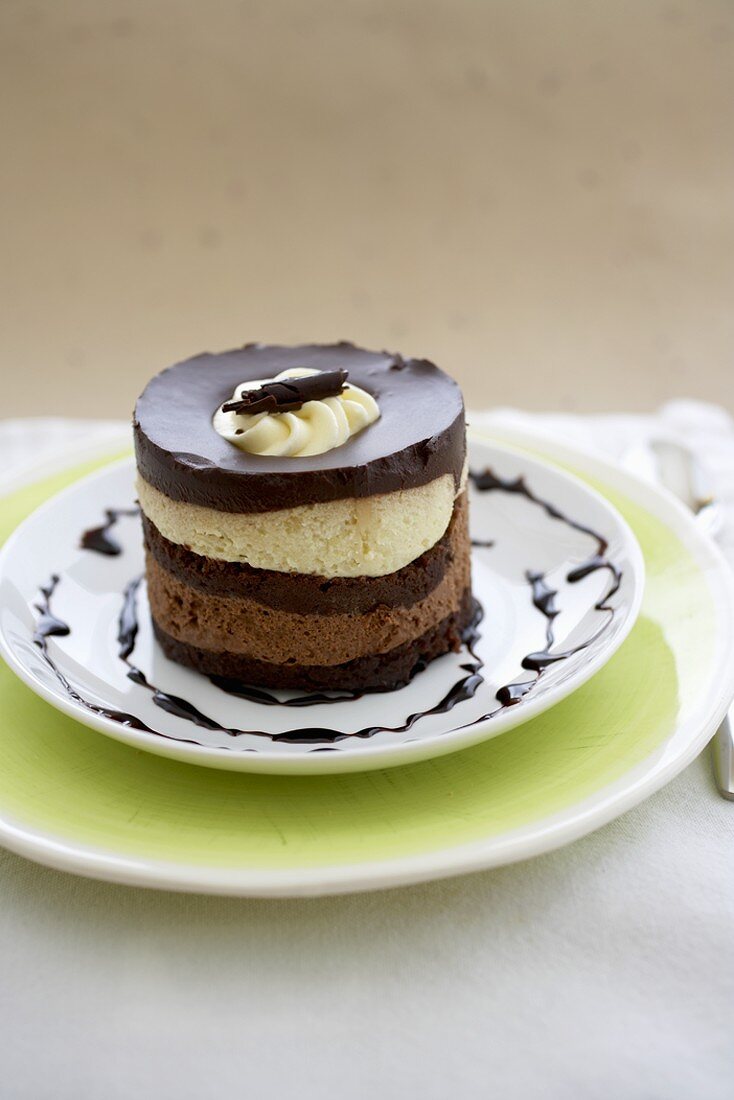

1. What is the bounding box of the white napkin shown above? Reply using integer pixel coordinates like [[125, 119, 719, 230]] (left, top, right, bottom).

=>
[[1, 410, 733, 1100], [0, 417, 131, 494]]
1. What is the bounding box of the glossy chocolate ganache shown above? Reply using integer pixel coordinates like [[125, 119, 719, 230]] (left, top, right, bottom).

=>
[[133, 342, 466, 513]]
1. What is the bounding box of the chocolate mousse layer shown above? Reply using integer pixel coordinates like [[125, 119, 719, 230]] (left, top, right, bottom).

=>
[[134, 342, 466, 513], [146, 534, 470, 667], [152, 591, 475, 692]]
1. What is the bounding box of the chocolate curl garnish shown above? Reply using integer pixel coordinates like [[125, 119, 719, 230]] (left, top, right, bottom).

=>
[[222, 370, 349, 416]]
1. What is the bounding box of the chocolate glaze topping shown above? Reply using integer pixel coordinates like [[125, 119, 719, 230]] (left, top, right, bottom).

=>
[[134, 342, 466, 513]]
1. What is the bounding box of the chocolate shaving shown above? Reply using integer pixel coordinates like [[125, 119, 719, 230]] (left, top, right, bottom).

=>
[[221, 369, 349, 416]]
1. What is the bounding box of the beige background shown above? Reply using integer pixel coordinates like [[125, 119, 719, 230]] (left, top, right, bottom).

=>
[[2, 0, 732, 419]]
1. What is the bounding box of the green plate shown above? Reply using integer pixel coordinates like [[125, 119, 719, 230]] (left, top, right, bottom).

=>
[[0, 429, 732, 895]]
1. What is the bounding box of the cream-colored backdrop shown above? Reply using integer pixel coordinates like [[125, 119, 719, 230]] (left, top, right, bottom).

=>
[[2, 0, 732, 418]]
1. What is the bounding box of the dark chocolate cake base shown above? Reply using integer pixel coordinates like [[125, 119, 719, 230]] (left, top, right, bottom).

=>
[[152, 589, 474, 692]]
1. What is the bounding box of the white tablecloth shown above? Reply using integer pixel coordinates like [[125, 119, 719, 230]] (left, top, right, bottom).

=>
[[1, 410, 733, 1100]]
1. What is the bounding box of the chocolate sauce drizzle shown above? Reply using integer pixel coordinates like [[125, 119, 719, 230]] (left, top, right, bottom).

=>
[[80, 507, 140, 556], [34, 573, 484, 745], [32, 467, 622, 749], [117, 576, 240, 735], [470, 468, 622, 706], [32, 576, 162, 736]]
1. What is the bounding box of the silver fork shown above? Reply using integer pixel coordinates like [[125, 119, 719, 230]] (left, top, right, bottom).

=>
[[623, 439, 734, 800]]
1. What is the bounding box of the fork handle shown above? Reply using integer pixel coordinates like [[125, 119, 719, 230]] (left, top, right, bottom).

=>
[[713, 715, 734, 800]]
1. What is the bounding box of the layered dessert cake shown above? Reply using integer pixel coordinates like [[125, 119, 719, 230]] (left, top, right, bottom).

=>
[[133, 342, 471, 691]]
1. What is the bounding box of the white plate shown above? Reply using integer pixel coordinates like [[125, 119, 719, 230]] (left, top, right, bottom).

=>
[[0, 440, 644, 774]]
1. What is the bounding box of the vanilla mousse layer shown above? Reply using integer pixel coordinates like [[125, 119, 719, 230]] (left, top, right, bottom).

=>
[[137, 469, 464, 578]]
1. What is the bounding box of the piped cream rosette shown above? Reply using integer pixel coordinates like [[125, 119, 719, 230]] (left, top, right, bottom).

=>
[[213, 368, 380, 457]]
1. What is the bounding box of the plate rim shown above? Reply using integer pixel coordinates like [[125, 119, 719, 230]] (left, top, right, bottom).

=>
[[0, 427, 732, 895], [0, 443, 646, 775]]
